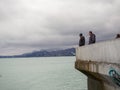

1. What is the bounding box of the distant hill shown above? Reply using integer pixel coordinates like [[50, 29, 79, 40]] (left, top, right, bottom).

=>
[[0, 48, 75, 58]]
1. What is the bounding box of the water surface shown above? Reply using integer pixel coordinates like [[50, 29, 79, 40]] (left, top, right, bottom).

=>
[[0, 57, 87, 90]]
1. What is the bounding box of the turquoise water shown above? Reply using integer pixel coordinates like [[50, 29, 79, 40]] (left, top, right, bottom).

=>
[[0, 57, 87, 90]]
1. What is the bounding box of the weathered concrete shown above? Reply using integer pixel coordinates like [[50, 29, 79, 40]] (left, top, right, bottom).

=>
[[75, 39, 120, 90]]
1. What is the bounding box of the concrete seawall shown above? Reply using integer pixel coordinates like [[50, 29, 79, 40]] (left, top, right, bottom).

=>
[[75, 39, 120, 90]]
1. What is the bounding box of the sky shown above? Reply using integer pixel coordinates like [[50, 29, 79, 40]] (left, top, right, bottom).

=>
[[0, 0, 120, 55]]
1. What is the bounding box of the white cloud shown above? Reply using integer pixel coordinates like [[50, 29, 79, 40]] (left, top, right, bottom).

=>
[[0, 0, 120, 55]]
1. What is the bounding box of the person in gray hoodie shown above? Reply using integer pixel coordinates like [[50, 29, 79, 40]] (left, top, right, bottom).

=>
[[89, 31, 96, 44]]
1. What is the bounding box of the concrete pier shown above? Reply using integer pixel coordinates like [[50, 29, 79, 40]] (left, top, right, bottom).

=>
[[75, 39, 120, 90]]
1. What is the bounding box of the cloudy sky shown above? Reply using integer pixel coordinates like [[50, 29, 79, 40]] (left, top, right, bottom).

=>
[[0, 0, 120, 55]]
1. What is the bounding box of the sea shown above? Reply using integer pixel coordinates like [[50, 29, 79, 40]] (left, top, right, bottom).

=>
[[0, 56, 87, 90]]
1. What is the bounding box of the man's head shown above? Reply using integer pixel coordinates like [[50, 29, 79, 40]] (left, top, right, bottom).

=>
[[89, 31, 93, 36], [79, 33, 83, 37], [116, 34, 120, 38]]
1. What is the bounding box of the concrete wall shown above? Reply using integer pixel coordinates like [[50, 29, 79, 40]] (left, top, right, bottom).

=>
[[76, 39, 120, 63], [75, 39, 120, 90]]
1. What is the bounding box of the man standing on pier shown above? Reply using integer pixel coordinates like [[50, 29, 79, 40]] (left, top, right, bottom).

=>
[[79, 33, 85, 46], [89, 31, 96, 44]]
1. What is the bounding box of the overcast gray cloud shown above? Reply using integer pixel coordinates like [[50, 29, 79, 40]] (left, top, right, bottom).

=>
[[0, 0, 120, 55]]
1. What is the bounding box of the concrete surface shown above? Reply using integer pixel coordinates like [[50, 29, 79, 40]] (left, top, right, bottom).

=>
[[76, 39, 120, 63], [75, 39, 120, 90]]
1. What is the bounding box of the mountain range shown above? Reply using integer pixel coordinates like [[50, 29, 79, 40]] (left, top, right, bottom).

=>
[[0, 48, 75, 58]]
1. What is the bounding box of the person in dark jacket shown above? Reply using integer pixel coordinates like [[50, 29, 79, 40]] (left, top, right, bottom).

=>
[[89, 31, 96, 44], [79, 33, 85, 46], [116, 34, 120, 39]]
